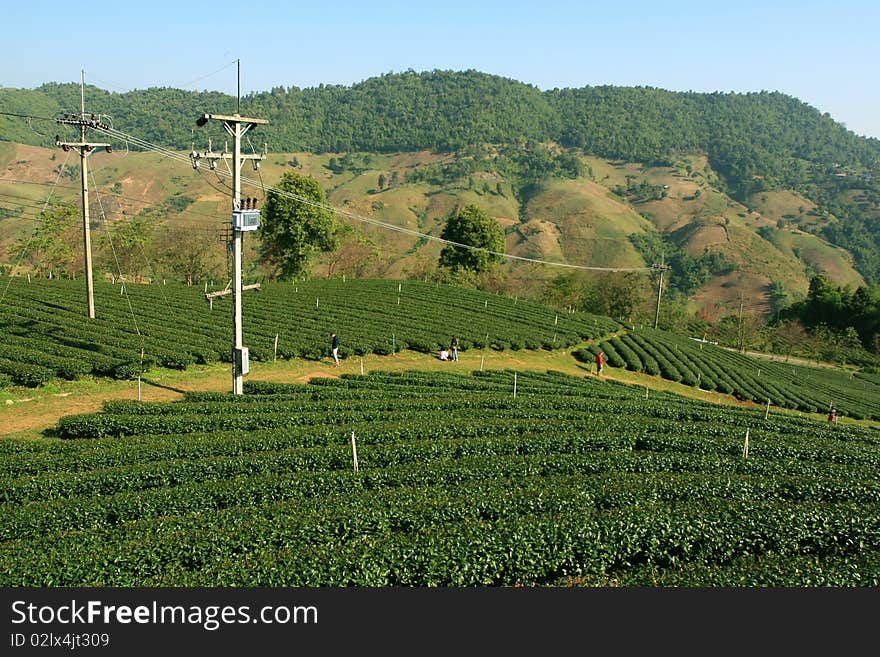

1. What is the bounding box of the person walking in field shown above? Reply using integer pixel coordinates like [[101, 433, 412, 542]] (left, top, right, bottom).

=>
[[450, 335, 459, 361], [828, 406, 837, 423], [330, 332, 340, 367], [596, 351, 604, 375]]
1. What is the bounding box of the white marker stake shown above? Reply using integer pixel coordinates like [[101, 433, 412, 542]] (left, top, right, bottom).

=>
[[743, 428, 750, 459], [137, 348, 144, 401], [350, 430, 359, 473], [274, 335, 279, 362], [513, 372, 517, 398], [480, 355, 484, 372], [360, 358, 364, 375], [764, 398, 770, 419]]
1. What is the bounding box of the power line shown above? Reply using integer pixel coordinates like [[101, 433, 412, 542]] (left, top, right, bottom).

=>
[[0, 149, 73, 306], [0, 111, 56, 122], [89, 167, 142, 338], [0, 179, 234, 223], [3, 111, 664, 274], [93, 123, 657, 274]]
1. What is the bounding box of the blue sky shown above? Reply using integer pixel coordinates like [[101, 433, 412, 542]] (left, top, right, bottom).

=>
[[5, 1, 879, 138]]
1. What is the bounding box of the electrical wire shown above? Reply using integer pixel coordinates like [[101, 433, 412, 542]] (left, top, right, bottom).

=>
[[0, 149, 73, 306], [90, 167, 173, 312], [175, 61, 239, 92], [94, 124, 656, 273], [0, 179, 232, 223], [89, 167, 142, 338]]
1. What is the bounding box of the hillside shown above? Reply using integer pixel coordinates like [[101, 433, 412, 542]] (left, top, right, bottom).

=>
[[0, 140, 868, 321], [2, 70, 879, 318]]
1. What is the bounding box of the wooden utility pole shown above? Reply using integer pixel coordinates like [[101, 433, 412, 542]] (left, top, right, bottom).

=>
[[652, 260, 670, 329], [55, 71, 112, 319], [191, 98, 267, 395]]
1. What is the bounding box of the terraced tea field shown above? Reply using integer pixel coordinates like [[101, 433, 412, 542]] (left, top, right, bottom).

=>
[[2, 369, 878, 586]]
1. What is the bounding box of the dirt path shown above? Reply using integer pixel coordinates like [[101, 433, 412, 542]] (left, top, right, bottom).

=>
[[2, 349, 593, 437], [719, 346, 840, 369], [1, 347, 860, 439]]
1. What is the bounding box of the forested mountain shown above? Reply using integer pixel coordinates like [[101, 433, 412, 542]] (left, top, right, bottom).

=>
[[5, 70, 879, 179], [2, 69, 879, 288]]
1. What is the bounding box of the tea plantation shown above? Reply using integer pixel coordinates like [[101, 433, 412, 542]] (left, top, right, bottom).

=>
[[0, 275, 619, 384], [2, 369, 878, 586], [2, 274, 876, 422]]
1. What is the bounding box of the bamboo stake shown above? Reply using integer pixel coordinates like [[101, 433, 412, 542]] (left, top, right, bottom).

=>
[[350, 430, 359, 473]]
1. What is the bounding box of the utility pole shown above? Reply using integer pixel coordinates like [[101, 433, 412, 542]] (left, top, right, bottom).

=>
[[191, 105, 267, 395], [737, 292, 746, 353], [55, 71, 112, 319], [652, 259, 670, 329]]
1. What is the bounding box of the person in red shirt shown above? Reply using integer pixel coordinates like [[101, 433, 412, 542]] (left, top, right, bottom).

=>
[[596, 351, 604, 375]]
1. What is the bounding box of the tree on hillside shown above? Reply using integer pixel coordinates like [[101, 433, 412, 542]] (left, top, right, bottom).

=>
[[438, 204, 504, 274], [323, 225, 381, 279], [160, 223, 223, 285], [10, 203, 81, 277], [258, 171, 338, 280], [591, 271, 652, 324], [96, 217, 152, 282]]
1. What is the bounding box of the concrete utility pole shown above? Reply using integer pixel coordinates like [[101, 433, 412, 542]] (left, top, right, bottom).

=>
[[652, 260, 671, 329], [191, 110, 267, 395], [737, 292, 746, 353], [55, 71, 112, 319]]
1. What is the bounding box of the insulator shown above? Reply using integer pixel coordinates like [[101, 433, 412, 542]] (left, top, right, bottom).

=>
[[105, 145, 112, 154], [62, 144, 70, 152]]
